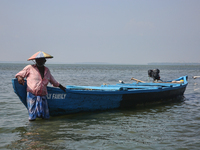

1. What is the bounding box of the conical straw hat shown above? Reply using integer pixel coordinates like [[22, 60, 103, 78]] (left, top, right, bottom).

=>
[[27, 51, 53, 61]]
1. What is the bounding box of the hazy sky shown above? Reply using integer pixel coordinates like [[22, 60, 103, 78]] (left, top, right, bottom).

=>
[[0, 0, 200, 64]]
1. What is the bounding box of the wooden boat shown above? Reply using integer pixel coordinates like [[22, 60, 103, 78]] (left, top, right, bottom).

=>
[[12, 76, 188, 116]]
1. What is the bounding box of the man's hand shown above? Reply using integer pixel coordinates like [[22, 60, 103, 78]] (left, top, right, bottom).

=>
[[17, 76, 25, 85], [59, 84, 66, 92]]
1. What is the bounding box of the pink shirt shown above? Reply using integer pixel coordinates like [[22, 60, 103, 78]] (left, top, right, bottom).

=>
[[15, 64, 60, 96]]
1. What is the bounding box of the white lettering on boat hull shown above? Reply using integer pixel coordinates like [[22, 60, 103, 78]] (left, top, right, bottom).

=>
[[47, 94, 67, 99]]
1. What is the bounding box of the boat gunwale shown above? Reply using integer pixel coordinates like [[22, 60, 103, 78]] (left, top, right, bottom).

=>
[[57, 75, 188, 94], [12, 76, 188, 96]]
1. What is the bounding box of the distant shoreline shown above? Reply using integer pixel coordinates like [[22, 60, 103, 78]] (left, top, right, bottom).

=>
[[0, 61, 200, 65], [148, 63, 200, 65]]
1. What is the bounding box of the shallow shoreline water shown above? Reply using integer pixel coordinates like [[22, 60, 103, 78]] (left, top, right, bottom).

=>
[[1, 63, 200, 149]]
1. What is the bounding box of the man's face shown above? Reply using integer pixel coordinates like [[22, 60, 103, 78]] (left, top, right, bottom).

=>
[[36, 58, 46, 67]]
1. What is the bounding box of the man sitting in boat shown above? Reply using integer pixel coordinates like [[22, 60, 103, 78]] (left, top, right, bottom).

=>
[[15, 51, 66, 121]]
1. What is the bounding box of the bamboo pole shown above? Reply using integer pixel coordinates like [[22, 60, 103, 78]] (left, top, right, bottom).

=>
[[131, 77, 145, 83], [193, 76, 200, 79]]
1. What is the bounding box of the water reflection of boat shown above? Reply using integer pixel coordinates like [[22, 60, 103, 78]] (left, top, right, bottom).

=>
[[12, 76, 188, 116]]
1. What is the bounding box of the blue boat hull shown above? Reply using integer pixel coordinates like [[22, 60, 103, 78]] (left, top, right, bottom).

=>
[[12, 76, 188, 116]]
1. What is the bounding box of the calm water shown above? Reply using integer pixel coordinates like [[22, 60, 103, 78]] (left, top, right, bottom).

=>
[[0, 63, 200, 150]]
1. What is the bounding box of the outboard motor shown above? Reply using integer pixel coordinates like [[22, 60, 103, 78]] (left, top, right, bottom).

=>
[[148, 69, 161, 81]]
